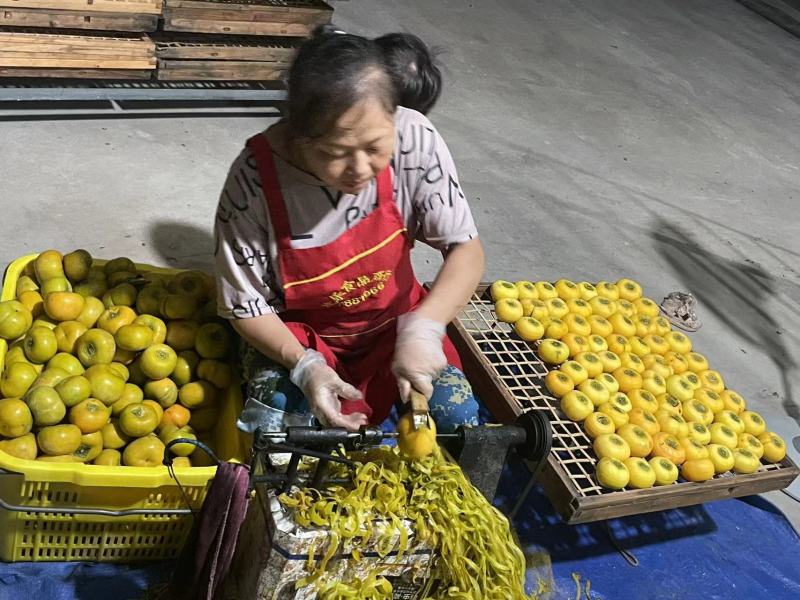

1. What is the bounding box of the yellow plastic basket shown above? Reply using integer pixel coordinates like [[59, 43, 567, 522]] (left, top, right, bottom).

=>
[[0, 254, 248, 562]]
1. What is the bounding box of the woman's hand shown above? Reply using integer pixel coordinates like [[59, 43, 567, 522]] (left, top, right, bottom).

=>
[[392, 238, 484, 400], [233, 316, 367, 430], [290, 349, 368, 430], [391, 313, 448, 401]]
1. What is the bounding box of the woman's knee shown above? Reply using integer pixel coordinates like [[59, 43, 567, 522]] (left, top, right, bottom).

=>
[[242, 349, 307, 412], [428, 365, 479, 433]]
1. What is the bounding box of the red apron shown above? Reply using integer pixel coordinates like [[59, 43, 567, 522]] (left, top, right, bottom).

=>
[[247, 133, 462, 425]]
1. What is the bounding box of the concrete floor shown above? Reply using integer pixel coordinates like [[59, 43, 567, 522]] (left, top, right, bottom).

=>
[[1, 0, 799, 523]]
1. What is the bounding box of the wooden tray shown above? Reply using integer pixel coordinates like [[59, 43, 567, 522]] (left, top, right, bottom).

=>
[[0, 1, 163, 15], [0, 8, 159, 32], [0, 29, 155, 70], [153, 34, 295, 80], [162, 0, 332, 36], [156, 58, 286, 80], [448, 283, 800, 523]]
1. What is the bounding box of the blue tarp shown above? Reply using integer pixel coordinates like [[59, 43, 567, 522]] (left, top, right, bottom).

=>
[[496, 456, 800, 599], [0, 560, 169, 600], [1, 455, 799, 599]]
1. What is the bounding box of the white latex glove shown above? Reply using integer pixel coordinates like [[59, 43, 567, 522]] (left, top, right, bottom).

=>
[[391, 312, 447, 401], [290, 349, 368, 430]]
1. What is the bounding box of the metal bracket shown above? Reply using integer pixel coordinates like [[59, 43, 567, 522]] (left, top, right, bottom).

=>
[[442, 411, 552, 502], [0, 79, 287, 117], [0, 79, 287, 101]]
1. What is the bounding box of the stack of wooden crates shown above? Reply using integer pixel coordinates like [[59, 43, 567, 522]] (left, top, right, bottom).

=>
[[0, 1, 161, 79], [0, 0, 333, 81], [155, 0, 331, 81]]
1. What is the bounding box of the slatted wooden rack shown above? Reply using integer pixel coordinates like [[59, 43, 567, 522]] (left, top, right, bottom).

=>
[[448, 284, 800, 523], [153, 32, 297, 60]]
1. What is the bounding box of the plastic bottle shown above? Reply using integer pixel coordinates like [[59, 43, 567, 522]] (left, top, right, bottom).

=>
[[258, 391, 315, 432]]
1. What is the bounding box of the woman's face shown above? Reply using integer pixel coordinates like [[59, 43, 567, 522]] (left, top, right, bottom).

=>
[[301, 98, 395, 195]]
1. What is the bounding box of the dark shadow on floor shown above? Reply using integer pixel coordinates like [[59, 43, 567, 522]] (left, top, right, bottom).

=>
[[736, 0, 800, 39], [149, 220, 215, 272], [650, 217, 798, 422]]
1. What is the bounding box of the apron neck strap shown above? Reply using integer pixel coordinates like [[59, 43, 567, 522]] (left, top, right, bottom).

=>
[[375, 165, 393, 207], [247, 133, 293, 249], [248, 133, 395, 248]]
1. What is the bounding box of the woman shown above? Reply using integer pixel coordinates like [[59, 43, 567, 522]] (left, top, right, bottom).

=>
[[214, 27, 484, 432]]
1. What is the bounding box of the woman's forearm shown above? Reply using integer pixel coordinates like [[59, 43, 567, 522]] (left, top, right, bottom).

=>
[[414, 237, 485, 325], [231, 314, 306, 370]]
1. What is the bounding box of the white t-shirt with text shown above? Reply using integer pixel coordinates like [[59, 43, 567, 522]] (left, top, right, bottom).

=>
[[214, 107, 478, 319]]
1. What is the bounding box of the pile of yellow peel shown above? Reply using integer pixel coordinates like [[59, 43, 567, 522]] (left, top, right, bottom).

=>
[[279, 446, 532, 599]]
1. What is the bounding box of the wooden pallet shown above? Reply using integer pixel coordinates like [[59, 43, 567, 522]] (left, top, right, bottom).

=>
[[0, 8, 159, 31], [156, 58, 285, 79], [0, 29, 155, 70], [0, 1, 163, 15], [162, 0, 332, 36], [447, 283, 800, 524], [153, 33, 293, 80]]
